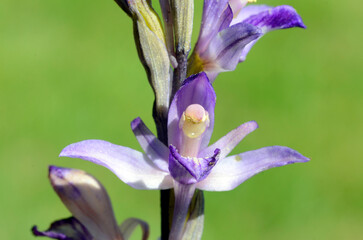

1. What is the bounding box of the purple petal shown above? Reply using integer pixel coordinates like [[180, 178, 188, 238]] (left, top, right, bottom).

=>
[[32, 217, 92, 240], [231, 5, 272, 26], [232, 5, 306, 62], [59, 140, 173, 190], [201, 22, 261, 81], [196, 146, 309, 191], [200, 120, 258, 159], [168, 73, 216, 150], [48, 167, 123, 240], [241, 5, 306, 32], [169, 145, 220, 184], [131, 117, 169, 172], [196, 0, 231, 53]]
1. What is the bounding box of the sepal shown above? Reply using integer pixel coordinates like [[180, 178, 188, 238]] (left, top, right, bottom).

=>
[[32, 217, 92, 240], [48, 166, 123, 240]]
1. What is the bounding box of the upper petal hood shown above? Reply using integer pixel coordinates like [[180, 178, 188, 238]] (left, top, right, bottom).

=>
[[168, 73, 216, 151]]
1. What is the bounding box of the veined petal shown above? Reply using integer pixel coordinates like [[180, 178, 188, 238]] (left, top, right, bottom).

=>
[[200, 121, 258, 159], [32, 217, 92, 240], [196, 0, 231, 53], [131, 117, 169, 172], [168, 73, 216, 150], [59, 140, 173, 190], [48, 167, 123, 240], [232, 5, 306, 62], [201, 22, 261, 81], [239, 5, 306, 32], [196, 146, 309, 191]]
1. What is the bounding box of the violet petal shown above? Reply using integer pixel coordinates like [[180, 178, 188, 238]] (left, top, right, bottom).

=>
[[196, 0, 232, 53], [196, 146, 309, 191], [232, 5, 306, 62], [32, 217, 92, 240], [200, 120, 258, 159], [201, 22, 261, 81], [131, 117, 169, 172], [169, 145, 220, 184], [59, 140, 173, 190]]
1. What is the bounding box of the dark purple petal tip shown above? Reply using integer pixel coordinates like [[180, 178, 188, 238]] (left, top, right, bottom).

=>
[[181, 72, 210, 87], [49, 166, 69, 179], [168, 145, 221, 184], [244, 5, 306, 30], [32, 225, 69, 239], [130, 117, 142, 130], [32, 217, 92, 240]]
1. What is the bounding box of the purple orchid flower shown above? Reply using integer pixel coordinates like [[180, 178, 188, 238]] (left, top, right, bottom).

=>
[[32, 166, 149, 240], [188, 0, 306, 81], [59, 72, 309, 239]]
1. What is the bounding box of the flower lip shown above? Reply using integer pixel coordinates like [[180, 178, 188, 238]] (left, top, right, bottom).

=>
[[168, 145, 221, 184]]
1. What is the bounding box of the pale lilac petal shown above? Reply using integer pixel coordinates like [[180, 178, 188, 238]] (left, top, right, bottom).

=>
[[120, 218, 149, 240], [232, 5, 306, 62], [168, 73, 216, 150], [169, 145, 220, 184], [201, 22, 261, 81], [48, 167, 123, 240], [231, 5, 272, 26], [200, 121, 258, 159], [196, 146, 309, 191], [32, 217, 92, 240], [196, 0, 231, 53], [131, 117, 169, 172], [59, 140, 173, 190], [228, 0, 249, 15]]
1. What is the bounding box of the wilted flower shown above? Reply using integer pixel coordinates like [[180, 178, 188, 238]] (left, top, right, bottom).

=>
[[59, 72, 309, 239], [32, 166, 149, 240], [188, 0, 306, 81]]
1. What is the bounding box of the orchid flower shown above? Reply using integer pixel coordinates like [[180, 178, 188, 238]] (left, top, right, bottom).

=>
[[32, 166, 149, 240], [188, 0, 306, 81], [59, 72, 309, 239]]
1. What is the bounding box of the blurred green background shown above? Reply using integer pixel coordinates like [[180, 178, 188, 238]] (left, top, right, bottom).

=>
[[1, 0, 362, 239]]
